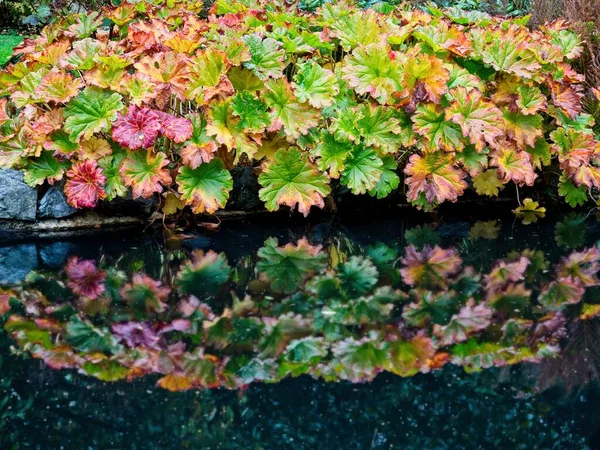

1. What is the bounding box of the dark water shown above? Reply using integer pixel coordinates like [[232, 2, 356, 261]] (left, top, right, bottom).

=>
[[2, 212, 600, 449]]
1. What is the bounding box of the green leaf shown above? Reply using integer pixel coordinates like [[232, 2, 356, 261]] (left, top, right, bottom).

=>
[[82, 360, 129, 381], [342, 43, 402, 105], [231, 91, 270, 133], [357, 104, 404, 154], [257, 237, 327, 294], [48, 130, 79, 153], [340, 146, 383, 195], [64, 87, 124, 141], [412, 103, 464, 152], [99, 146, 127, 201], [263, 78, 320, 139], [284, 337, 328, 364], [121, 150, 171, 199], [258, 148, 331, 216], [177, 158, 233, 214], [369, 155, 399, 199], [311, 132, 352, 179], [292, 61, 338, 108], [558, 175, 588, 208], [242, 34, 285, 80], [23, 151, 69, 186]]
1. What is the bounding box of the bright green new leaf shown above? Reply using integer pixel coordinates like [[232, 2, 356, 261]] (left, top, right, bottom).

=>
[[64, 87, 124, 141], [243, 35, 286, 80], [231, 91, 271, 133], [258, 148, 331, 216], [357, 104, 404, 154], [340, 146, 383, 195], [177, 158, 233, 214], [292, 61, 338, 108], [311, 132, 352, 179], [23, 151, 69, 186], [369, 155, 399, 199]]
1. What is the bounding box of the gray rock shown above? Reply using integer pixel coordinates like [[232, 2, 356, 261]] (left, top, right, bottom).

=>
[[0, 169, 37, 221], [227, 167, 262, 211], [0, 244, 38, 284], [38, 184, 77, 219], [39, 241, 74, 269]]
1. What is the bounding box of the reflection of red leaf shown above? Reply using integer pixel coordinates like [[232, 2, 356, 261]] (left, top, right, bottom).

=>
[[0, 290, 11, 315], [32, 345, 84, 369], [112, 105, 163, 150], [120, 273, 171, 313], [65, 160, 107, 208], [65, 256, 106, 299], [159, 112, 193, 143], [400, 244, 462, 287], [485, 256, 529, 290], [112, 321, 161, 348]]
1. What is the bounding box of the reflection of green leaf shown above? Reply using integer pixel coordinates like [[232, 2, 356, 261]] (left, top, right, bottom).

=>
[[283, 337, 328, 364], [177, 250, 231, 298], [82, 360, 128, 381], [338, 256, 378, 296], [555, 213, 586, 249], [405, 225, 440, 250], [65, 317, 122, 353], [257, 237, 327, 294]]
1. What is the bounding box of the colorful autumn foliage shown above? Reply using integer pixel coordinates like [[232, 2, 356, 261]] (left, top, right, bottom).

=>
[[0, 0, 598, 214], [4, 221, 600, 390]]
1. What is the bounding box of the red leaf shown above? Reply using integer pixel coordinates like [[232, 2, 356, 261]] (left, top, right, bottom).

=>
[[112, 105, 163, 150], [65, 160, 107, 208], [158, 112, 193, 143]]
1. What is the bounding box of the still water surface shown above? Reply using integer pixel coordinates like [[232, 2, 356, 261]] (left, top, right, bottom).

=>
[[2, 213, 600, 449]]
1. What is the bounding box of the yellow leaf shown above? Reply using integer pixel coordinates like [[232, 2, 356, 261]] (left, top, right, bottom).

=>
[[513, 198, 546, 225], [472, 169, 504, 197], [162, 192, 183, 215]]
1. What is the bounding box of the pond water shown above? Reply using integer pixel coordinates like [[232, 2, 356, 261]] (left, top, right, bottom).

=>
[[2, 212, 600, 449]]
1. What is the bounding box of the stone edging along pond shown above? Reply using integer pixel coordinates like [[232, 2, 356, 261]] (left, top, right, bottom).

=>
[[0, 166, 277, 239]]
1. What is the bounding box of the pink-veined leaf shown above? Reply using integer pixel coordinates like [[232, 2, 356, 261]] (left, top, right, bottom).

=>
[[65, 159, 107, 208], [112, 105, 163, 150], [404, 152, 467, 204]]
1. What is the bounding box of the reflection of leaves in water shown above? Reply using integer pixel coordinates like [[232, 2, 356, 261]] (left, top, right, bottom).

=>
[[4, 226, 600, 393], [404, 225, 440, 250], [177, 250, 231, 298], [555, 213, 586, 249], [468, 220, 500, 241], [256, 237, 327, 294]]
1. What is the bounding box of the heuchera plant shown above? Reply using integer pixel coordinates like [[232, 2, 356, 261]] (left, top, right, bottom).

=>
[[0, 0, 598, 215]]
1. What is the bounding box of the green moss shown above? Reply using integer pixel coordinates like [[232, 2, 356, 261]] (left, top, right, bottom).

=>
[[0, 35, 23, 66]]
